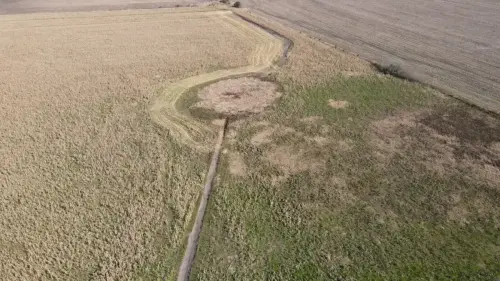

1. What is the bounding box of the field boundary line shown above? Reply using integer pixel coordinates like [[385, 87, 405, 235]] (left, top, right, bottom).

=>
[[176, 118, 227, 281], [167, 10, 293, 281]]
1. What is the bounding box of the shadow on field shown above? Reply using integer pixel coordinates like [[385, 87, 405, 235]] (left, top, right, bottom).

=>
[[420, 107, 500, 145], [419, 106, 500, 166]]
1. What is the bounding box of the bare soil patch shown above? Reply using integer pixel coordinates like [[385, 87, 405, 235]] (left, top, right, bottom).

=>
[[228, 152, 247, 177], [300, 116, 323, 124], [211, 119, 226, 127], [328, 99, 349, 109], [370, 107, 500, 186], [370, 111, 420, 163], [265, 145, 324, 175], [307, 136, 330, 146], [194, 77, 282, 116], [250, 128, 274, 146], [250, 124, 297, 147]]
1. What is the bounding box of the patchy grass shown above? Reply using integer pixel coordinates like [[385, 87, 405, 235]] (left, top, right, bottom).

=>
[[192, 75, 500, 280]]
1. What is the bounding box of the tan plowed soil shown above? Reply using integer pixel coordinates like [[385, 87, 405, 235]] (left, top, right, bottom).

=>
[[245, 0, 500, 113]]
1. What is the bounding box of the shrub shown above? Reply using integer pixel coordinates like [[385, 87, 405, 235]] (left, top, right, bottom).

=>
[[372, 63, 415, 81]]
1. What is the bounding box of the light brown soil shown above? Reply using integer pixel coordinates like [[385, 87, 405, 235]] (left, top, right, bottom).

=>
[[211, 119, 226, 127], [369, 108, 500, 186], [370, 111, 420, 163], [328, 100, 349, 109], [337, 139, 354, 151], [265, 145, 324, 175], [194, 77, 282, 116], [300, 116, 323, 124], [250, 128, 274, 146], [308, 136, 330, 146], [250, 125, 297, 147], [228, 152, 248, 176]]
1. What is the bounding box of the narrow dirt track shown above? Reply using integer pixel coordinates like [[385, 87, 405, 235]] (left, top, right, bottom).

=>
[[170, 12, 290, 281], [244, 0, 500, 113], [176, 119, 226, 281]]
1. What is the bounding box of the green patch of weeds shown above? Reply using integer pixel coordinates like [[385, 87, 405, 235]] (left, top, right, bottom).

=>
[[192, 75, 500, 280]]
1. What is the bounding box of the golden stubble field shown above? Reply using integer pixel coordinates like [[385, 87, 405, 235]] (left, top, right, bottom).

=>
[[0, 8, 281, 280]]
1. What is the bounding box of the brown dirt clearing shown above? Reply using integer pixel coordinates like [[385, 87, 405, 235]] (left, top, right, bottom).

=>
[[193, 77, 282, 116], [328, 99, 349, 109], [228, 152, 248, 177], [250, 124, 298, 147], [265, 145, 325, 175]]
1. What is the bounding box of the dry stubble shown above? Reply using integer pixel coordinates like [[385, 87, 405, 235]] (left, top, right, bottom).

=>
[[0, 8, 267, 280]]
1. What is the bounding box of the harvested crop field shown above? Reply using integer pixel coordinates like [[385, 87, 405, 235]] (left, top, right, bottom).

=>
[[0, 8, 282, 280], [245, 0, 500, 114], [0, 0, 209, 14]]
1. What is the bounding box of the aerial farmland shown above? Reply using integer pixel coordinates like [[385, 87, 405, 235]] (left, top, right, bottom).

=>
[[0, 1, 499, 280]]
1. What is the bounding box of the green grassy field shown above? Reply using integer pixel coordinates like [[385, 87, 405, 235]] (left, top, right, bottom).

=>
[[191, 74, 500, 280]]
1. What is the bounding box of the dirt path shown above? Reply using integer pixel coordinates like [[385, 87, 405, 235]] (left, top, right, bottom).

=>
[[244, 0, 500, 114], [175, 119, 226, 281], [169, 12, 291, 281], [149, 11, 283, 150]]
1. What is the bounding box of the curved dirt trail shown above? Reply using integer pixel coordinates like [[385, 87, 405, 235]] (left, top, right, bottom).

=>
[[150, 11, 283, 150]]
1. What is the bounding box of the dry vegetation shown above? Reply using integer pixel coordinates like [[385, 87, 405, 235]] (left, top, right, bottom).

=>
[[2, 4, 498, 280], [192, 11, 500, 281], [0, 0, 210, 14], [150, 13, 282, 149], [0, 8, 277, 280]]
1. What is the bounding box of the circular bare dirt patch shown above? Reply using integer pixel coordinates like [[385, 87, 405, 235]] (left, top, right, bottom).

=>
[[193, 77, 281, 116]]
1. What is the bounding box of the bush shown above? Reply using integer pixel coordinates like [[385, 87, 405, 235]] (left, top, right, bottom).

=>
[[372, 63, 415, 81], [232, 1, 241, 8]]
